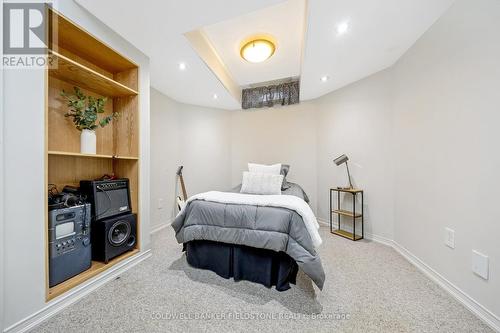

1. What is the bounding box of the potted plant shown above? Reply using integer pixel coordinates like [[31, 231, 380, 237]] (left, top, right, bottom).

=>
[[61, 87, 118, 154]]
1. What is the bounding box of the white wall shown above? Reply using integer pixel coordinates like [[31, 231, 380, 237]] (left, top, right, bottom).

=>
[[150, 89, 181, 229], [1, 2, 5, 328], [230, 102, 318, 212], [3, 65, 47, 332], [315, 69, 395, 239], [178, 103, 232, 195], [392, 0, 500, 320], [150, 88, 231, 230], [2, 1, 150, 331]]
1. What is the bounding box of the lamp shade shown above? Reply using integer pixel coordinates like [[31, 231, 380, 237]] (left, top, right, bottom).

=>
[[334, 154, 349, 166]]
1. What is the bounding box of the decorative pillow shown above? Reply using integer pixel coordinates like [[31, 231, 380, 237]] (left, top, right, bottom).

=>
[[248, 163, 281, 175], [280, 164, 291, 190], [240, 172, 283, 195]]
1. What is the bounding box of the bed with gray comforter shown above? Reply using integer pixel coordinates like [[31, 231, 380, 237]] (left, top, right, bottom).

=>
[[172, 183, 325, 289]]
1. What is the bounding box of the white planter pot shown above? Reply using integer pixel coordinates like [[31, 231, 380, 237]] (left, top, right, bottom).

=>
[[80, 129, 96, 154]]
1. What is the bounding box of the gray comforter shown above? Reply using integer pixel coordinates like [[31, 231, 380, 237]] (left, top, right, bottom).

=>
[[171, 183, 325, 289]]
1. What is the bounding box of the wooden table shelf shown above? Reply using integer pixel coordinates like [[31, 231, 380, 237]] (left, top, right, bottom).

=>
[[48, 50, 138, 97], [332, 209, 363, 218], [331, 229, 363, 241], [330, 188, 364, 241]]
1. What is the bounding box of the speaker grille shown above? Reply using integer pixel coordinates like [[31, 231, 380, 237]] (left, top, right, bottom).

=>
[[96, 189, 130, 219], [108, 220, 131, 246]]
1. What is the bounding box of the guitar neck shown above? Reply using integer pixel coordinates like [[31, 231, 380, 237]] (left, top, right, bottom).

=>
[[179, 175, 187, 201]]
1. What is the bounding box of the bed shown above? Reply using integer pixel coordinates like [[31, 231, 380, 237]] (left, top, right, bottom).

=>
[[172, 168, 325, 291]]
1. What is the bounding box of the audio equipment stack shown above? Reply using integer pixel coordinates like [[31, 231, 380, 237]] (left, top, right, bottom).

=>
[[80, 179, 137, 264]]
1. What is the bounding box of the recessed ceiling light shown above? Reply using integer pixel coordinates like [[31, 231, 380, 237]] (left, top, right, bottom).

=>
[[336, 21, 349, 36], [320, 75, 330, 82], [178, 62, 186, 70], [240, 38, 276, 63], [213, 93, 218, 100]]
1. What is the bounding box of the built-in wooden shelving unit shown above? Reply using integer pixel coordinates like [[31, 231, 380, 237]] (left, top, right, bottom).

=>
[[45, 8, 141, 301]]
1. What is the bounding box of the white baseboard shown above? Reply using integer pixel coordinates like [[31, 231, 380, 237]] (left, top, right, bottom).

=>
[[317, 217, 499, 332], [317, 217, 330, 227], [4, 250, 152, 333], [391, 241, 500, 332], [317, 217, 353, 233], [150, 218, 173, 234]]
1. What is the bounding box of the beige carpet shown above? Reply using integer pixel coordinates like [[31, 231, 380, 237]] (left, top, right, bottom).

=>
[[34, 225, 493, 332]]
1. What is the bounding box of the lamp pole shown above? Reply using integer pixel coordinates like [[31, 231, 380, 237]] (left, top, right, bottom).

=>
[[345, 162, 353, 189]]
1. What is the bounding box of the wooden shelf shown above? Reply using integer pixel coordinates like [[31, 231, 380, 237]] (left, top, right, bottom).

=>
[[332, 209, 363, 218], [114, 155, 139, 160], [48, 50, 138, 97], [331, 188, 363, 194], [49, 8, 137, 73], [331, 229, 363, 241], [47, 249, 139, 301], [48, 151, 139, 160], [49, 150, 112, 159]]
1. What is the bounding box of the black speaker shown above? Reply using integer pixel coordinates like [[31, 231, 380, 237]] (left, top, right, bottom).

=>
[[92, 213, 137, 263], [80, 179, 131, 221]]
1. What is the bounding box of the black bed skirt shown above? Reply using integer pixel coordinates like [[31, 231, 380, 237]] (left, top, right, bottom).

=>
[[184, 240, 298, 291]]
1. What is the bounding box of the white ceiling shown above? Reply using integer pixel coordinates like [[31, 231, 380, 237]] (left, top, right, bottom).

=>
[[301, 0, 455, 100], [75, 0, 455, 110], [202, 0, 306, 87]]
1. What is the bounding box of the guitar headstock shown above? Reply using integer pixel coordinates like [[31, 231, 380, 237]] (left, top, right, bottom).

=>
[[176, 166, 183, 176]]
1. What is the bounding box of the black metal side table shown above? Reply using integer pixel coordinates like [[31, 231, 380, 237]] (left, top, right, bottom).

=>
[[330, 188, 364, 241]]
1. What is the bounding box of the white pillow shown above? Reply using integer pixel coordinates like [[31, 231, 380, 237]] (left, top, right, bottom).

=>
[[248, 163, 281, 175], [240, 172, 283, 195]]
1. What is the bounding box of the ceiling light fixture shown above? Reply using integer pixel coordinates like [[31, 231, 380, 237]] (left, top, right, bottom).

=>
[[213, 93, 218, 100], [178, 62, 186, 70], [320, 75, 330, 82], [336, 21, 349, 36], [240, 38, 276, 63]]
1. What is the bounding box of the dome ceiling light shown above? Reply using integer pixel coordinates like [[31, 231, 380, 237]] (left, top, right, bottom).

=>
[[240, 37, 276, 63]]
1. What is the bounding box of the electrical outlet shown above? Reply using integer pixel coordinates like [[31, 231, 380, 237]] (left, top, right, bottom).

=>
[[158, 198, 164, 210], [472, 250, 489, 280], [445, 228, 455, 249]]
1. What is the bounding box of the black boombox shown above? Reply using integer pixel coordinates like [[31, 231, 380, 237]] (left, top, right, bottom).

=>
[[48, 204, 91, 287], [80, 179, 132, 221]]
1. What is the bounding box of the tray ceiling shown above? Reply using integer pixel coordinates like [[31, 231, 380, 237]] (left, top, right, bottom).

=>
[[202, 0, 306, 87]]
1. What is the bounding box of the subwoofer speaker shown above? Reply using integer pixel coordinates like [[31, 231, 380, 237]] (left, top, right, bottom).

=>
[[92, 213, 137, 263]]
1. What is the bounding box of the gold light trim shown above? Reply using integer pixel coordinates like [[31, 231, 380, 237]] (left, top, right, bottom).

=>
[[240, 38, 276, 63]]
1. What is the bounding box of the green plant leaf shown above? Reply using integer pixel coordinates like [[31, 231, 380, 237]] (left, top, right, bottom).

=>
[[60, 86, 115, 132]]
